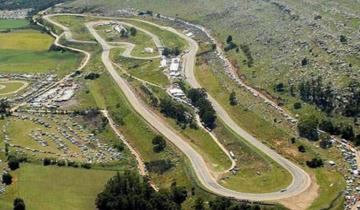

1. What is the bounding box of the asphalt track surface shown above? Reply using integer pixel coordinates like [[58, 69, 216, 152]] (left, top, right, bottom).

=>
[[45, 14, 311, 201]]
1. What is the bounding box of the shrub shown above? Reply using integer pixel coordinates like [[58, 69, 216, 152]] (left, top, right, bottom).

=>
[[43, 158, 51, 166], [293, 102, 302, 109], [152, 135, 166, 153], [8, 156, 20, 171], [13, 198, 26, 210], [298, 145, 306, 153], [298, 115, 319, 141], [81, 163, 92, 169], [306, 158, 323, 168], [2, 173, 12, 185], [145, 159, 173, 174]]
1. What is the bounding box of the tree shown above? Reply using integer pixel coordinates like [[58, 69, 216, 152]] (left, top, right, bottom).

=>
[[341, 124, 355, 140], [319, 133, 332, 149], [293, 102, 302, 109], [301, 58, 308, 66], [2, 173, 12, 185], [275, 83, 285, 92], [13, 198, 26, 210], [145, 159, 173, 174], [129, 27, 137, 36], [354, 135, 360, 146], [0, 99, 10, 115], [8, 156, 20, 170], [96, 171, 180, 210], [187, 88, 217, 129], [120, 28, 128, 37], [319, 119, 334, 134], [340, 35, 347, 43], [229, 91, 238, 106], [152, 135, 166, 153], [193, 197, 205, 210], [173, 47, 180, 56], [298, 145, 306, 153], [298, 115, 319, 141], [226, 35, 233, 44], [159, 97, 191, 127], [306, 158, 323, 168], [170, 182, 187, 205]]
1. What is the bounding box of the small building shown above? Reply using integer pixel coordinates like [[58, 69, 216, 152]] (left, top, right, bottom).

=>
[[169, 88, 185, 98], [170, 63, 179, 72], [144, 47, 154, 53]]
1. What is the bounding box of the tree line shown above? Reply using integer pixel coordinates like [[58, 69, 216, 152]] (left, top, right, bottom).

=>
[[0, 0, 68, 15], [96, 171, 279, 210], [187, 88, 217, 129], [298, 114, 360, 145], [298, 77, 360, 117]]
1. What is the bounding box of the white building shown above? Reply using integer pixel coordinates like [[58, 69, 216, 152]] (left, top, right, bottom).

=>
[[169, 88, 185, 98]]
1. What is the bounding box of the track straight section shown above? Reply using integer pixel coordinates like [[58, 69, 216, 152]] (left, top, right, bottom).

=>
[[44, 13, 311, 201]]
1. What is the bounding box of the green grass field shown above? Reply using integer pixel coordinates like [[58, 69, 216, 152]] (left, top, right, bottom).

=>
[[97, 24, 158, 57], [0, 29, 80, 75], [0, 164, 117, 210], [112, 55, 169, 87], [0, 29, 54, 51], [0, 80, 27, 95], [121, 19, 188, 51], [214, 121, 292, 193], [308, 169, 345, 210], [49, 15, 96, 41], [0, 19, 29, 29], [0, 50, 80, 75]]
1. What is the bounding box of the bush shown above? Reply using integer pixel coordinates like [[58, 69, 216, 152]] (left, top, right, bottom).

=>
[[2, 173, 12, 185], [81, 163, 92, 169], [113, 142, 124, 152], [306, 158, 323, 168], [340, 35, 347, 43], [275, 83, 285, 92], [293, 102, 302, 109], [13, 198, 26, 210], [57, 160, 66, 167], [68, 161, 79, 168], [129, 27, 137, 36], [152, 135, 166, 153], [298, 115, 319, 141], [298, 145, 306, 153], [162, 47, 181, 57], [8, 156, 20, 171], [43, 158, 51, 166], [145, 159, 173, 174], [170, 182, 187, 205], [229, 91, 238, 106], [84, 72, 100, 80]]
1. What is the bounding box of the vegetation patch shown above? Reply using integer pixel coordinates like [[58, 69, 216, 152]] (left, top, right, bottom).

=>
[[0, 19, 29, 30], [0, 163, 117, 210]]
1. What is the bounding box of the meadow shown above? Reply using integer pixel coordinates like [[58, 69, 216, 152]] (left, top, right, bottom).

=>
[[0, 19, 29, 29], [0, 164, 117, 210], [0, 29, 80, 75]]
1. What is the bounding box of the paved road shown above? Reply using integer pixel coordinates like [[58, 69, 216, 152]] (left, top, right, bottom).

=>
[[85, 20, 311, 201]]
